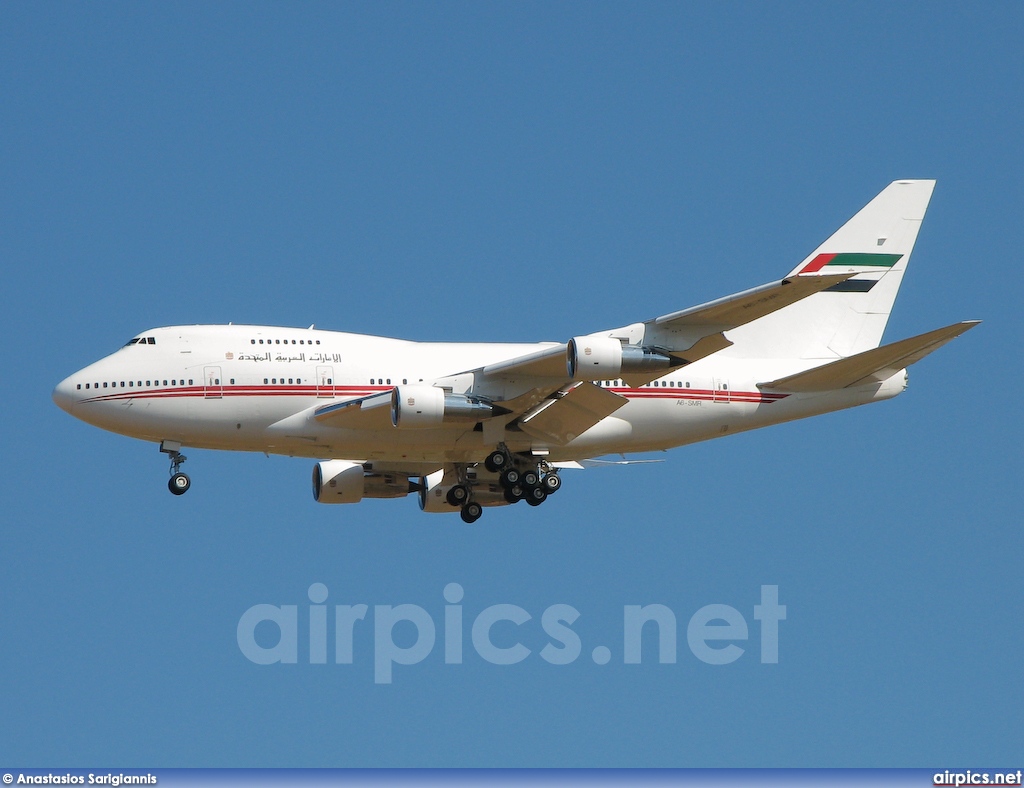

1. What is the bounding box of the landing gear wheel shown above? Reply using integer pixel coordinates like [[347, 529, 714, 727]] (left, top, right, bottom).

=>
[[485, 450, 511, 473], [525, 487, 547, 506], [168, 473, 191, 495], [461, 501, 483, 523], [542, 473, 561, 493], [504, 484, 525, 504], [446, 484, 470, 507], [521, 469, 540, 488], [499, 468, 521, 489]]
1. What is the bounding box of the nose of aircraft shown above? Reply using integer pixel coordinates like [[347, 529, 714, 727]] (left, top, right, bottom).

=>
[[52, 376, 77, 414]]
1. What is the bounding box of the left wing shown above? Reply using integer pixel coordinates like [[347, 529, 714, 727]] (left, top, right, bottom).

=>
[[517, 381, 627, 444]]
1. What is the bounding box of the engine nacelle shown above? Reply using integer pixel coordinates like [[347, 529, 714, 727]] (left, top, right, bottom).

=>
[[312, 460, 365, 504], [418, 470, 510, 513], [567, 337, 676, 381], [391, 385, 496, 428], [567, 336, 623, 380], [312, 460, 413, 504]]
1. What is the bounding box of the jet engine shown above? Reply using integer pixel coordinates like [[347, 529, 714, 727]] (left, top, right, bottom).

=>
[[312, 460, 412, 504], [390, 385, 496, 428], [566, 337, 676, 381], [418, 470, 511, 513]]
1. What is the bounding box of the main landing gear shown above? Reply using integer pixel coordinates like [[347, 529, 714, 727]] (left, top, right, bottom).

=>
[[161, 441, 190, 495], [445, 480, 482, 524], [460, 501, 483, 524], [445, 447, 561, 523], [495, 450, 560, 509]]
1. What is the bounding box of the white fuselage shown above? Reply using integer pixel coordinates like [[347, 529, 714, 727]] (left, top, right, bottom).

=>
[[53, 324, 905, 468]]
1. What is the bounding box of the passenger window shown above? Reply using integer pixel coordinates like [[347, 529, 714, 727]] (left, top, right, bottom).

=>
[[288, 378, 293, 384], [259, 340, 264, 344], [264, 378, 268, 384], [103, 382, 108, 388], [328, 378, 332, 384], [386, 378, 391, 385], [230, 378, 235, 384], [85, 383, 90, 389], [316, 340, 320, 345], [296, 378, 301, 384], [403, 379, 407, 385], [172, 380, 176, 385], [77, 384, 81, 390], [251, 339, 256, 344]]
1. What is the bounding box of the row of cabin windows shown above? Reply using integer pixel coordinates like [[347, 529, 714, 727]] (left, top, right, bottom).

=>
[[124, 337, 157, 346], [78, 378, 320, 390], [251, 338, 320, 345], [79, 379, 194, 390], [77, 375, 710, 393], [597, 379, 695, 388]]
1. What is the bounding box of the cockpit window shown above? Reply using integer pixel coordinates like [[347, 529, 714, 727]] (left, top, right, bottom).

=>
[[123, 337, 156, 347], [124, 338, 140, 346]]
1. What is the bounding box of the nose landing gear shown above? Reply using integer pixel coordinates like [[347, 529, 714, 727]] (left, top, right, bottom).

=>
[[161, 441, 190, 495]]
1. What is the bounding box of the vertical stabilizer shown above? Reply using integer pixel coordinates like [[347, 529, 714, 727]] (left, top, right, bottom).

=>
[[728, 180, 935, 360]]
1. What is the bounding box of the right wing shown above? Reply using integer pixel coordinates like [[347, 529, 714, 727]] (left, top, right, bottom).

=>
[[438, 272, 859, 441]]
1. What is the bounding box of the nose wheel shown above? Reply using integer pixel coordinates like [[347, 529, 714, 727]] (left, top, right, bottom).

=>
[[169, 472, 190, 495], [161, 441, 191, 495]]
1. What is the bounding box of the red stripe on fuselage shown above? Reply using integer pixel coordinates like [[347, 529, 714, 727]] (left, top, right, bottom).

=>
[[79, 385, 788, 406]]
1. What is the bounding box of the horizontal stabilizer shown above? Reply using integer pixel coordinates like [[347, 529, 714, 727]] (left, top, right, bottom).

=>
[[518, 382, 627, 444], [760, 320, 980, 392]]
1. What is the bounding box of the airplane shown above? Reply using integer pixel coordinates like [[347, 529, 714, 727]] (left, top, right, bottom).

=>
[[53, 180, 978, 523]]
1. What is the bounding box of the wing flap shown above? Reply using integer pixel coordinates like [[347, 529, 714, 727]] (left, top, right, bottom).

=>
[[518, 382, 628, 444], [760, 320, 980, 392]]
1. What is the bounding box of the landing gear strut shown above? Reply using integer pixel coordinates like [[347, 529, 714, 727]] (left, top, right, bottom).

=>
[[161, 441, 190, 495]]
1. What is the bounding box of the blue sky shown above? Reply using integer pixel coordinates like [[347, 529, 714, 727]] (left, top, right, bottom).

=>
[[1, 1, 1020, 768]]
